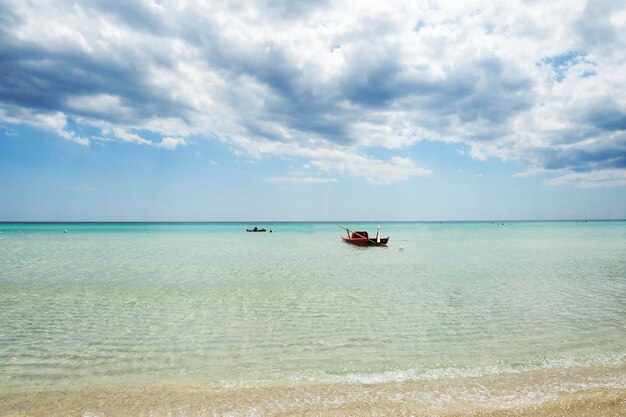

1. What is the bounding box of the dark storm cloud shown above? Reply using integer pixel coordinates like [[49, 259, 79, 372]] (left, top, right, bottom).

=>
[[0, 20, 190, 125], [87, 0, 166, 35], [539, 142, 626, 172], [263, 0, 329, 19], [434, 58, 533, 125], [586, 109, 626, 132], [574, 0, 624, 49]]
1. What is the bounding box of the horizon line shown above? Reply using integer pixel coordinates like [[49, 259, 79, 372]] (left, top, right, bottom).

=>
[[0, 219, 624, 224]]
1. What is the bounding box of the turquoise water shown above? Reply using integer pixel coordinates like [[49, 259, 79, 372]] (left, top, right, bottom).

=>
[[0, 221, 625, 392]]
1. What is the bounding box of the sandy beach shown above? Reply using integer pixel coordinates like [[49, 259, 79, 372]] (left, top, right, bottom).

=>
[[2, 365, 624, 416]]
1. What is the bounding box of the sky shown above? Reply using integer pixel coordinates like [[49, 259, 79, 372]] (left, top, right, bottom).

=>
[[1, 0, 625, 221]]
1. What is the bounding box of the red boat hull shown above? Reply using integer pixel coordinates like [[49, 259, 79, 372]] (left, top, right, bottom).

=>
[[341, 231, 389, 246]]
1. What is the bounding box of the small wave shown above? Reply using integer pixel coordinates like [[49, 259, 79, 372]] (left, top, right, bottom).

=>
[[289, 352, 626, 385]]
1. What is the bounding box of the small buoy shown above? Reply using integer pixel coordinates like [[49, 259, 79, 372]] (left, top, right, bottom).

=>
[[398, 246, 404, 252]]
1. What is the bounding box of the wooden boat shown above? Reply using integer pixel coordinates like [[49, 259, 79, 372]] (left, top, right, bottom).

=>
[[339, 225, 389, 246], [246, 227, 266, 232]]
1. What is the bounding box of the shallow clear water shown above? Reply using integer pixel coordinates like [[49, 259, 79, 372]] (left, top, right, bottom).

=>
[[0, 221, 624, 395]]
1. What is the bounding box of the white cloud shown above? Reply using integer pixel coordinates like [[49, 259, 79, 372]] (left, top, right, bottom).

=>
[[100, 127, 186, 149], [70, 186, 100, 192], [310, 155, 431, 185], [0, 0, 624, 185], [0, 105, 89, 146], [111, 128, 152, 146], [157, 136, 187, 150], [546, 169, 626, 188], [231, 134, 431, 184]]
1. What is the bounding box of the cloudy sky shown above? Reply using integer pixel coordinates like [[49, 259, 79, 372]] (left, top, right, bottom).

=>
[[1, 0, 625, 220]]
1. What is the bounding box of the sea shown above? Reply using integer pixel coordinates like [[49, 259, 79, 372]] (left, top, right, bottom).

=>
[[0, 221, 624, 416]]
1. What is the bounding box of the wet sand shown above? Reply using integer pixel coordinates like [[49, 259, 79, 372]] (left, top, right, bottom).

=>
[[2, 365, 624, 416]]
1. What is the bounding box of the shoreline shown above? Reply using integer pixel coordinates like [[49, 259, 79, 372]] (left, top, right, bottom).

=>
[[2, 386, 624, 417], [2, 365, 624, 416]]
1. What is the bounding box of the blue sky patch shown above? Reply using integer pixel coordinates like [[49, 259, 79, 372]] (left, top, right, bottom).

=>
[[541, 51, 590, 82]]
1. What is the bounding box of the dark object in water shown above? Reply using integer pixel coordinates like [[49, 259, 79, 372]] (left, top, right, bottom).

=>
[[246, 227, 266, 232]]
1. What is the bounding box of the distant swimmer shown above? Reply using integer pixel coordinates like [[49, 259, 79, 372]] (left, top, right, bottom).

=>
[[64, 230, 68, 234]]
